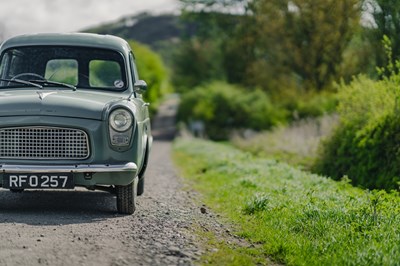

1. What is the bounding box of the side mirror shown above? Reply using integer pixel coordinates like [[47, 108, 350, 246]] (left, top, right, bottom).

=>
[[134, 80, 147, 94]]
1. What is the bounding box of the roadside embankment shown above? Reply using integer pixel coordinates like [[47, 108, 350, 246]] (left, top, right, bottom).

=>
[[173, 138, 400, 265]]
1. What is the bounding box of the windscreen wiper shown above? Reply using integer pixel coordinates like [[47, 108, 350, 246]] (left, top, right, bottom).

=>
[[30, 79, 77, 91], [0, 78, 43, 89]]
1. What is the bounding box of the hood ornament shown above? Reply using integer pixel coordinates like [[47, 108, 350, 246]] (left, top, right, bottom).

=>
[[37, 91, 56, 100]]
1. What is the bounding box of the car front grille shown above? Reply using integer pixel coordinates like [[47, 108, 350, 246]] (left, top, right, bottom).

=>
[[0, 127, 89, 159]]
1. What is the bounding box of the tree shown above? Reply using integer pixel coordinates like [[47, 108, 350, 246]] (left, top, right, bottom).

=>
[[175, 0, 361, 93], [172, 10, 240, 91], [365, 0, 400, 69], [173, 0, 364, 132], [246, 0, 361, 91], [172, 37, 226, 91]]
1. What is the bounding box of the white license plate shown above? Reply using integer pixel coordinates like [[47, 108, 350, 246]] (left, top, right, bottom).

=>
[[3, 173, 74, 189]]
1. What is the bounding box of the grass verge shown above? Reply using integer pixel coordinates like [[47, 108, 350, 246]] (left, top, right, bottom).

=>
[[173, 138, 400, 265]]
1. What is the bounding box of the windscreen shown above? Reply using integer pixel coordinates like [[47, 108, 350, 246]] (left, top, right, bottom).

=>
[[0, 46, 128, 91]]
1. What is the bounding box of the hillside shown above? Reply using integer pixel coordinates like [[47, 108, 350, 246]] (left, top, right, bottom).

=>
[[83, 13, 192, 50]]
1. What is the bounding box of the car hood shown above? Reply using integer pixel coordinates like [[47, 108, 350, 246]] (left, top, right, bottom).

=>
[[0, 89, 127, 120]]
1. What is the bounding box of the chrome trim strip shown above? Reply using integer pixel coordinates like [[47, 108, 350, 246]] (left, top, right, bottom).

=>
[[0, 162, 137, 173]]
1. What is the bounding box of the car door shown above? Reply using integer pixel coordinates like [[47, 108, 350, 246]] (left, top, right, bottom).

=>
[[129, 52, 151, 151]]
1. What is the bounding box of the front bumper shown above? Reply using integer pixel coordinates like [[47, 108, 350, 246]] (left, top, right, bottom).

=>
[[0, 162, 138, 187]]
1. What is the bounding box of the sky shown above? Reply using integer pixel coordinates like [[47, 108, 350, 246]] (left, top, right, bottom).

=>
[[0, 0, 180, 39]]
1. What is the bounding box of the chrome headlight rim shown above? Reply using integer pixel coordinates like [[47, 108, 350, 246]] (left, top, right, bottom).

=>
[[109, 108, 133, 132]]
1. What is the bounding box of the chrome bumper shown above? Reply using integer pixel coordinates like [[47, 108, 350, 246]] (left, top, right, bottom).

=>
[[0, 163, 137, 173]]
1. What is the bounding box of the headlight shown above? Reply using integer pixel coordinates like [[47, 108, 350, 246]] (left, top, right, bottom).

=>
[[109, 108, 133, 132]]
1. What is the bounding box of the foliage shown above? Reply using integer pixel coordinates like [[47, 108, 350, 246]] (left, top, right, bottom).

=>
[[278, 90, 338, 120], [171, 11, 239, 92], [128, 41, 170, 112], [376, 35, 400, 82], [339, 28, 379, 80], [365, 0, 400, 69], [175, 0, 361, 94], [172, 38, 226, 91], [177, 81, 285, 140], [174, 138, 400, 265], [247, 0, 360, 91], [314, 75, 400, 190]]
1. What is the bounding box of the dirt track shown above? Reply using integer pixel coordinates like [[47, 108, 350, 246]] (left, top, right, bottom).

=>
[[0, 96, 210, 266]]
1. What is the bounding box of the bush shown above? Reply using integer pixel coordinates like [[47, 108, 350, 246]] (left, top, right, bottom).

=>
[[293, 92, 338, 119], [275, 88, 338, 120], [314, 75, 400, 190], [177, 81, 286, 140]]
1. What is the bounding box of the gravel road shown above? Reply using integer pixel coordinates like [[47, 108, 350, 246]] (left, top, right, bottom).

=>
[[0, 96, 219, 266]]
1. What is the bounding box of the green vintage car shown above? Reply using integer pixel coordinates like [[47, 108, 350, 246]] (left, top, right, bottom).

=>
[[0, 33, 152, 214]]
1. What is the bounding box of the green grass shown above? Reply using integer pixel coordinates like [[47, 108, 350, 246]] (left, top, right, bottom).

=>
[[193, 227, 267, 265], [173, 138, 400, 266]]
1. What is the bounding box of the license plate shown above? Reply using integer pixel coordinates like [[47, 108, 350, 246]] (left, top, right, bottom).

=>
[[3, 173, 74, 189]]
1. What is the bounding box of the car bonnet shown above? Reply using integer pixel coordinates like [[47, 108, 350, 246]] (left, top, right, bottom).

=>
[[0, 89, 125, 120]]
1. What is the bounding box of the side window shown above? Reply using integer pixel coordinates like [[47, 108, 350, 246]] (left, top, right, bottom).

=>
[[89, 60, 124, 88], [45, 59, 78, 85]]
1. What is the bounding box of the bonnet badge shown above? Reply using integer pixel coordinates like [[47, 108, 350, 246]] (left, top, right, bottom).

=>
[[37, 91, 56, 100]]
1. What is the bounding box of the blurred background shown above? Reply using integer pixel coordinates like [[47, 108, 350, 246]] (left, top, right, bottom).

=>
[[2, 0, 400, 190], [0, 0, 179, 38]]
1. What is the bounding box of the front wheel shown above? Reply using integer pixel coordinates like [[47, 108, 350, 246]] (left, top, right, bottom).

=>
[[116, 176, 138, 214]]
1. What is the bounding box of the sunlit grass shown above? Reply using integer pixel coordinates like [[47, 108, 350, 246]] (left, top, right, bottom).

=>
[[173, 138, 400, 265]]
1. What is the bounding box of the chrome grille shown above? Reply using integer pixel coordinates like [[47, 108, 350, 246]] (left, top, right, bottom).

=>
[[0, 127, 89, 159]]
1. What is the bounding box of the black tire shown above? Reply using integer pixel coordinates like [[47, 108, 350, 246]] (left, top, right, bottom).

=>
[[116, 177, 138, 214]]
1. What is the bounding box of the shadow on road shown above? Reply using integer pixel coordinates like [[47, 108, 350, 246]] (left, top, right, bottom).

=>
[[0, 189, 119, 225]]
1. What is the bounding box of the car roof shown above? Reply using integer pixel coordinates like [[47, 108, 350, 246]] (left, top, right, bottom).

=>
[[0, 33, 132, 54]]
